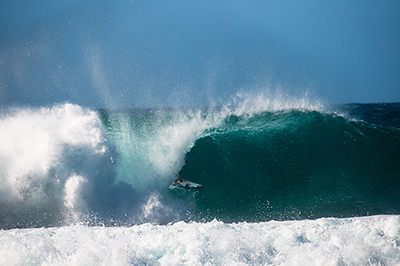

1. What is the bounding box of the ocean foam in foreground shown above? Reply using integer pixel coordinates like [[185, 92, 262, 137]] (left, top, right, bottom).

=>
[[0, 215, 399, 266]]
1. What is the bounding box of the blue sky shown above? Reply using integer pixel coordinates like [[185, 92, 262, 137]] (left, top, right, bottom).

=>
[[1, 0, 399, 108]]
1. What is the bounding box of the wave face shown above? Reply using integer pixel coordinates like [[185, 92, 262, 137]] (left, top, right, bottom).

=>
[[0, 101, 399, 229], [186, 107, 400, 222]]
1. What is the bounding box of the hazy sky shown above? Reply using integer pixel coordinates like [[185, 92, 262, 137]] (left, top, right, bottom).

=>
[[1, 0, 399, 108]]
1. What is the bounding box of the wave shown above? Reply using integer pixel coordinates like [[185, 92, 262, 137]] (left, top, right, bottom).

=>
[[0, 99, 399, 229]]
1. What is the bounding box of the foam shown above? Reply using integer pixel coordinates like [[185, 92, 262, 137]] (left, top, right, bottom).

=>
[[0, 215, 399, 265], [0, 104, 110, 228]]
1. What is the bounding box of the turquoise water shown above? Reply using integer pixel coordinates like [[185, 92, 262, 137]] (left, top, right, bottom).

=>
[[186, 110, 400, 222], [1, 101, 399, 228]]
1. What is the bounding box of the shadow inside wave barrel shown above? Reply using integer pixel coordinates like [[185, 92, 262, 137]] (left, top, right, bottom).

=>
[[180, 110, 400, 223]]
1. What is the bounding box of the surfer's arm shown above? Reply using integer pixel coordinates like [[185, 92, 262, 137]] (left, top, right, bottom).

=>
[[177, 170, 183, 182], [175, 170, 183, 183]]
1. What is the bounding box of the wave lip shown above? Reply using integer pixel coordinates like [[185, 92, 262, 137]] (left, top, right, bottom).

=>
[[231, 91, 326, 116]]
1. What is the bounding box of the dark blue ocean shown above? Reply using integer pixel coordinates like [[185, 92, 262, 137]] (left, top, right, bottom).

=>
[[0, 99, 399, 265]]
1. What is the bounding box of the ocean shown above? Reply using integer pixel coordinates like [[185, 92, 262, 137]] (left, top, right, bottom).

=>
[[1, 97, 399, 265]]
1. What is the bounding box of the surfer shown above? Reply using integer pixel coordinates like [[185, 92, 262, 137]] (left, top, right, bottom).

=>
[[174, 170, 184, 184], [171, 160, 203, 189], [174, 160, 188, 184]]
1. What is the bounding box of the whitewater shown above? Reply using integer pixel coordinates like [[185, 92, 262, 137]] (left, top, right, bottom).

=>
[[1, 96, 399, 265], [1, 216, 399, 265]]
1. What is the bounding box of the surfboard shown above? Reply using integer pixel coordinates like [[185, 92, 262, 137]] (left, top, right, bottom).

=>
[[170, 180, 204, 189]]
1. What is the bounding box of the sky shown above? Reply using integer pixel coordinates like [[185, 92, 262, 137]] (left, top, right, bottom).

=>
[[1, 0, 399, 108]]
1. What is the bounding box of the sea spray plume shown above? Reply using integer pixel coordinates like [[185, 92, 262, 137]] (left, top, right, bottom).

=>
[[231, 90, 325, 116], [103, 108, 228, 187]]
